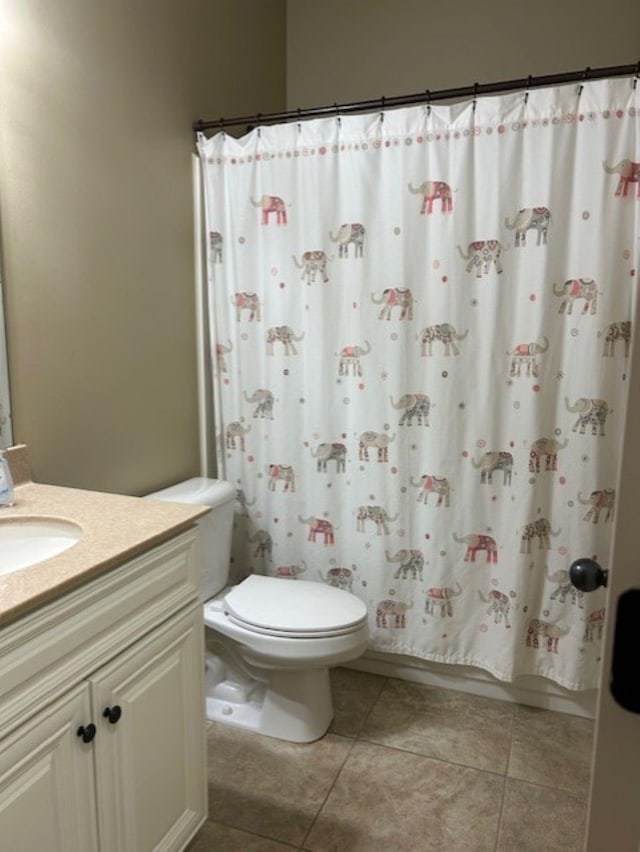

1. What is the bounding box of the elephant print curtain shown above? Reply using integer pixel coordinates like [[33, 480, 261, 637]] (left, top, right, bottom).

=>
[[198, 77, 639, 690]]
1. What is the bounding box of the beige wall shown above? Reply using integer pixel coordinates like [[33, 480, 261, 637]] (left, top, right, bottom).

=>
[[287, 0, 640, 108], [0, 0, 286, 494]]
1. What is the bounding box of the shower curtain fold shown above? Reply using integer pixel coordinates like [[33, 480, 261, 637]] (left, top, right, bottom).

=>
[[198, 77, 639, 690]]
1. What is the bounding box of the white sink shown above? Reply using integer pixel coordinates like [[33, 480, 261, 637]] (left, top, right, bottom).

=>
[[0, 516, 83, 576]]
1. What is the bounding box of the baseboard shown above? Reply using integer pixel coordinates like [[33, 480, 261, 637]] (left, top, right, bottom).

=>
[[346, 649, 598, 719]]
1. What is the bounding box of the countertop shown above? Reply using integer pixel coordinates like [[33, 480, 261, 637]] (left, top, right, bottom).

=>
[[0, 481, 209, 626]]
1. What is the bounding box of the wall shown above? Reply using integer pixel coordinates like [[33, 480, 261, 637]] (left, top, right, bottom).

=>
[[0, 0, 286, 494], [287, 0, 639, 108]]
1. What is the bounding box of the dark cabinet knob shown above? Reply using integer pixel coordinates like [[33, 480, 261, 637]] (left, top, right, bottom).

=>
[[102, 705, 122, 724], [77, 723, 96, 743], [569, 558, 609, 592]]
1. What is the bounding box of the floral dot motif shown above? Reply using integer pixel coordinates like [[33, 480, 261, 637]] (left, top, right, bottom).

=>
[[433, 260, 440, 269], [343, 397, 351, 404], [270, 267, 278, 275], [513, 401, 520, 410], [559, 546, 568, 555], [391, 466, 398, 474], [424, 533, 431, 540], [559, 476, 566, 485], [442, 275, 448, 283], [532, 384, 540, 393], [510, 591, 517, 599], [568, 500, 574, 507], [479, 624, 488, 633], [442, 371, 448, 378], [283, 369, 289, 376], [582, 211, 590, 220], [391, 333, 398, 341], [554, 428, 562, 436], [394, 227, 401, 235], [462, 450, 469, 458], [477, 439, 486, 448], [543, 610, 550, 617], [280, 281, 286, 288], [492, 578, 498, 586], [571, 328, 579, 337], [439, 550, 447, 557], [238, 236, 246, 244], [529, 293, 536, 301]]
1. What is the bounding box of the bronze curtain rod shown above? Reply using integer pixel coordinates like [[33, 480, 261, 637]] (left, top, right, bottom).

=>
[[193, 62, 639, 133]]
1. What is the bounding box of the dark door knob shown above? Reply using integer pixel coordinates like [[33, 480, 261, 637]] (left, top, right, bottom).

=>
[[102, 705, 122, 724], [76, 723, 96, 743], [569, 558, 609, 592]]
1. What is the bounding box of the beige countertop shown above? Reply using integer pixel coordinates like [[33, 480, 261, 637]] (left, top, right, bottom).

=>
[[0, 481, 209, 626]]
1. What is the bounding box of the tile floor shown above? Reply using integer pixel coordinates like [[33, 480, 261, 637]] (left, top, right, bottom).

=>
[[187, 668, 594, 851]]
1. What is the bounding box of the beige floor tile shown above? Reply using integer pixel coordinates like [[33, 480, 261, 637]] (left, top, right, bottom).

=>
[[186, 819, 298, 851], [304, 740, 503, 851], [360, 677, 515, 773], [508, 705, 594, 797], [206, 722, 353, 847], [328, 667, 387, 737], [497, 778, 587, 851]]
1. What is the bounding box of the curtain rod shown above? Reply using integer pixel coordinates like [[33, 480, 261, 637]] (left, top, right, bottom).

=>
[[193, 62, 639, 133]]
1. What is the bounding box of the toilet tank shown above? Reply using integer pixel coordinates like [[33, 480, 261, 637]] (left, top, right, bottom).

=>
[[146, 477, 235, 602]]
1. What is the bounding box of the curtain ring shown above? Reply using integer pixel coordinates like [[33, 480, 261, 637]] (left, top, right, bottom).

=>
[[578, 66, 591, 97], [425, 90, 432, 117], [380, 96, 386, 123], [524, 75, 532, 104], [297, 107, 302, 134], [334, 102, 341, 128], [472, 82, 478, 112], [634, 61, 640, 89]]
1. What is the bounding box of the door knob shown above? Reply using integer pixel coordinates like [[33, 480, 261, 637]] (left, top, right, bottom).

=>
[[102, 705, 122, 724], [76, 723, 96, 743], [569, 558, 609, 591]]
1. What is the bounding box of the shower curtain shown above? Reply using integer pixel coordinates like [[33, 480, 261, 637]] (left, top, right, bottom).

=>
[[197, 77, 638, 690]]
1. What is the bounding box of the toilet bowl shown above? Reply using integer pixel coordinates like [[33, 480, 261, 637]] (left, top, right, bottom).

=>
[[147, 478, 370, 742]]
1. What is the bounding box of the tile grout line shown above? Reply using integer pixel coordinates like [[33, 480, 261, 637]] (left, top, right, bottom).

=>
[[299, 674, 389, 850], [493, 703, 518, 852]]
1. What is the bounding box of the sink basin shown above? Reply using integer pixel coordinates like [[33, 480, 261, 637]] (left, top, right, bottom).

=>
[[0, 516, 83, 576]]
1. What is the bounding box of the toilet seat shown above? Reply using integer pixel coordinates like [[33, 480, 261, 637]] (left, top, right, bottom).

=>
[[221, 575, 368, 639]]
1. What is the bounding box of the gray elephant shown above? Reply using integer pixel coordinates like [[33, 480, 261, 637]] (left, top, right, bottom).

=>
[[267, 463, 296, 492], [323, 566, 355, 591], [356, 505, 398, 536], [209, 230, 223, 263], [311, 442, 347, 473], [584, 607, 606, 642], [425, 583, 462, 617], [265, 326, 305, 356], [225, 421, 251, 451], [602, 158, 640, 198], [600, 321, 632, 357], [359, 430, 395, 462], [457, 240, 505, 277], [471, 451, 513, 485], [419, 323, 468, 357], [508, 337, 549, 378], [336, 340, 370, 377], [235, 488, 256, 515], [410, 474, 451, 507], [250, 193, 288, 225], [385, 549, 424, 580], [390, 393, 431, 426], [247, 529, 272, 559], [371, 287, 414, 320], [408, 180, 453, 214], [292, 250, 331, 283], [566, 397, 609, 436], [529, 437, 569, 473], [478, 590, 512, 628], [526, 619, 570, 653], [578, 488, 615, 523], [553, 278, 599, 315], [519, 518, 560, 554], [244, 388, 274, 419], [546, 568, 584, 608], [504, 207, 551, 246], [375, 599, 413, 628], [232, 291, 261, 322], [329, 223, 365, 258]]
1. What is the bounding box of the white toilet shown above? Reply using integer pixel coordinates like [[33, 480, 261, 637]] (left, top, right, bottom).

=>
[[147, 477, 369, 743]]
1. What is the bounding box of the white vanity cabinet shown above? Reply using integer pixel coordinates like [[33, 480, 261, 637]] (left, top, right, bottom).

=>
[[0, 529, 207, 852]]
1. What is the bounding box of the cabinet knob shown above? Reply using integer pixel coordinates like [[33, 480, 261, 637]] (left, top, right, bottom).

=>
[[77, 723, 96, 743], [102, 705, 122, 724]]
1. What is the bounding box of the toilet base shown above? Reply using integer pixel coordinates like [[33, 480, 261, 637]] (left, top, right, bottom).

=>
[[206, 651, 334, 742]]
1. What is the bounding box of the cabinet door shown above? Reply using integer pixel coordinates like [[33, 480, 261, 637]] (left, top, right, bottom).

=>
[[0, 684, 99, 852], [92, 605, 206, 852]]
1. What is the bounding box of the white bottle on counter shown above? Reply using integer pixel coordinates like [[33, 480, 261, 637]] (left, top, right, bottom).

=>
[[0, 452, 14, 506]]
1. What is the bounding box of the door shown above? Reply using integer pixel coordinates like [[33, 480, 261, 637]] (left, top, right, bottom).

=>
[[91, 605, 207, 852], [585, 304, 640, 849], [0, 683, 99, 852]]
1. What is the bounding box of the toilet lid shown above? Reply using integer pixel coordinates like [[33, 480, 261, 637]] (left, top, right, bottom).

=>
[[223, 575, 368, 637]]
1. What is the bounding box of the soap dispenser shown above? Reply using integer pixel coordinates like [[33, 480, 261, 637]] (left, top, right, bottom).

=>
[[0, 451, 14, 506]]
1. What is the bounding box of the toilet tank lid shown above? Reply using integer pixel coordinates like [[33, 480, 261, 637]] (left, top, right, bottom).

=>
[[146, 477, 235, 507]]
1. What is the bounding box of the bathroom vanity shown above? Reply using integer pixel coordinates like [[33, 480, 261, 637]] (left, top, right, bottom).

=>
[[0, 471, 209, 852]]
